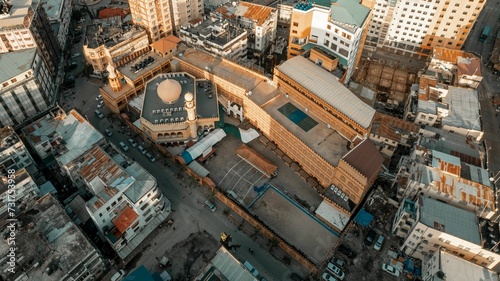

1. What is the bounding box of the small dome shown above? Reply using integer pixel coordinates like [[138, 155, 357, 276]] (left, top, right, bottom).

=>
[[184, 92, 194, 102], [157, 79, 182, 104]]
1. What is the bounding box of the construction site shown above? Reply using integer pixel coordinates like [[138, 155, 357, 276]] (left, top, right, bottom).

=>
[[352, 58, 419, 115]]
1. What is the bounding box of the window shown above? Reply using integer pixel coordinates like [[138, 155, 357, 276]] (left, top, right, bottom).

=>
[[427, 233, 433, 238], [325, 33, 329, 37], [293, 22, 298, 27], [327, 24, 331, 30]]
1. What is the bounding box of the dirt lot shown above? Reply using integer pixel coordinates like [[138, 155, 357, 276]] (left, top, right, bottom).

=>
[[148, 231, 220, 280]]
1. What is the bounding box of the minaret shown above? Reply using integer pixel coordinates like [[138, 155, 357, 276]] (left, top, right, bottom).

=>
[[184, 92, 197, 138], [106, 63, 121, 92]]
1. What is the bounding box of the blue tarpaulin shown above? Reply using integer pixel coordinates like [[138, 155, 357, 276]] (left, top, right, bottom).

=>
[[354, 208, 374, 227]]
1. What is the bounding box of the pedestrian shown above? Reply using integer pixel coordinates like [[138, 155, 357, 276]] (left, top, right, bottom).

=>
[[173, 227, 176, 231]]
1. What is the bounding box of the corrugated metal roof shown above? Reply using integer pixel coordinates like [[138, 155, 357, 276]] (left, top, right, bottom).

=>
[[420, 196, 480, 244], [213, 2, 275, 26], [0, 48, 36, 83], [277, 56, 375, 128], [442, 86, 480, 131], [187, 161, 210, 177], [211, 247, 258, 281]]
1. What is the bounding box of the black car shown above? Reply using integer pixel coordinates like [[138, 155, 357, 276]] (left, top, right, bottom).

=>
[[364, 229, 377, 246], [290, 272, 303, 281], [337, 244, 356, 259]]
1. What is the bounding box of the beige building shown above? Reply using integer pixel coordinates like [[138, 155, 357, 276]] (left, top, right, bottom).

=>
[[139, 72, 220, 144], [99, 36, 180, 113], [174, 47, 383, 215], [129, 0, 174, 42], [366, 0, 486, 57], [83, 19, 150, 74], [394, 196, 500, 272], [129, 0, 203, 42]]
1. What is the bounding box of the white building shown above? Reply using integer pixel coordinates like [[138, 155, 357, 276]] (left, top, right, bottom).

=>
[[287, 0, 371, 83], [179, 19, 248, 61], [365, 0, 486, 57], [423, 250, 499, 281], [395, 196, 500, 272], [0, 168, 39, 218], [211, 2, 277, 56], [76, 146, 171, 259], [0, 126, 35, 173], [0, 0, 61, 78], [22, 108, 105, 171], [0, 194, 107, 281], [0, 48, 56, 127]]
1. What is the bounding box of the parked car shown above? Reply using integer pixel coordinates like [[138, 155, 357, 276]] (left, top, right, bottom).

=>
[[147, 153, 156, 162], [104, 129, 112, 137], [94, 110, 104, 119], [326, 262, 345, 280], [321, 272, 337, 281], [381, 263, 400, 277], [337, 244, 356, 259], [111, 269, 125, 281], [97, 100, 104, 108], [364, 229, 377, 246], [331, 257, 346, 269], [290, 273, 304, 281], [138, 145, 146, 154], [128, 138, 137, 147], [95, 94, 102, 101], [119, 142, 129, 151], [374, 234, 385, 251], [204, 200, 217, 212]]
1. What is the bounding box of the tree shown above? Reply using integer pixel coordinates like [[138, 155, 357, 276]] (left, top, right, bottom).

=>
[[267, 236, 279, 252]]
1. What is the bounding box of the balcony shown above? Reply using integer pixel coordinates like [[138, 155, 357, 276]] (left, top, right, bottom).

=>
[[291, 36, 307, 46]]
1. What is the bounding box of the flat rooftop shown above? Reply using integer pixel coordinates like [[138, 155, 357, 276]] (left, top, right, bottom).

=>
[[118, 51, 171, 82], [420, 196, 481, 244], [212, 2, 275, 26], [0, 194, 99, 281], [85, 21, 145, 49], [0, 0, 30, 27], [181, 19, 247, 47], [442, 86, 481, 131], [437, 250, 499, 281], [177, 47, 349, 166], [0, 47, 35, 83], [251, 186, 339, 264]]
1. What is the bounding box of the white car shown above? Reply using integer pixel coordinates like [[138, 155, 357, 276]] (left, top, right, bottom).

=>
[[111, 269, 125, 281], [137, 145, 146, 154], [97, 100, 104, 108], [118, 142, 129, 152], [128, 138, 137, 147], [95, 94, 102, 101], [381, 263, 401, 277], [326, 262, 345, 280], [322, 272, 337, 281]]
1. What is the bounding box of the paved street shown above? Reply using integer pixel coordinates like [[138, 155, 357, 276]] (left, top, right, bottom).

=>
[[463, 0, 500, 63]]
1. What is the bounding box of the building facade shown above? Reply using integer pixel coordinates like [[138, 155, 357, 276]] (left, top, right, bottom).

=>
[[77, 146, 170, 259], [99, 37, 180, 113], [0, 126, 35, 174], [394, 196, 500, 272], [170, 0, 204, 33], [179, 19, 248, 61], [0, 0, 61, 78], [365, 0, 486, 57], [211, 2, 277, 57], [129, 0, 174, 42], [287, 0, 370, 83], [39, 0, 72, 48], [0, 48, 56, 127], [83, 22, 150, 74], [0, 168, 39, 217]]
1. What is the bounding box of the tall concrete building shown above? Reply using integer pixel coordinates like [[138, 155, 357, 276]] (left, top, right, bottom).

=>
[[0, 0, 62, 78], [365, 0, 486, 57], [287, 0, 371, 83], [129, 0, 203, 42]]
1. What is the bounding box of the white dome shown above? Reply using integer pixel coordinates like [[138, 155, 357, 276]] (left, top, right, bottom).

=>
[[157, 79, 182, 104], [184, 92, 194, 102]]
